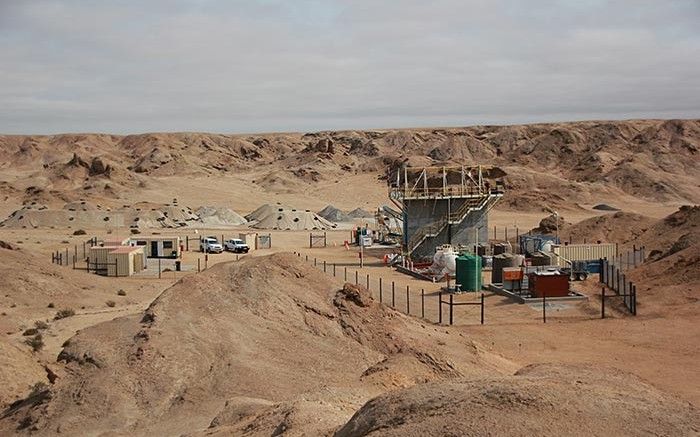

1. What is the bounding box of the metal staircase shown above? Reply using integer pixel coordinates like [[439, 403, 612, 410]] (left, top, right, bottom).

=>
[[407, 193, 501, 255]]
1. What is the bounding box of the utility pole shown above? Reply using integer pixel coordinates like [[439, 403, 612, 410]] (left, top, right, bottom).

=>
[[359, 235, 364, 268]]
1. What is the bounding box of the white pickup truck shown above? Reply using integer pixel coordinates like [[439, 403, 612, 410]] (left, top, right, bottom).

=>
[[200, 237, 223, 253], [224, 238, 250, 253]]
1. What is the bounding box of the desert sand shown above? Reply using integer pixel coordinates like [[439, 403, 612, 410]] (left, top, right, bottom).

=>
[[0, 119, 699, 436]]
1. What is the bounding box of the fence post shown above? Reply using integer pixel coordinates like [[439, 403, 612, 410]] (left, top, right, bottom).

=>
[[601, 287, 605, 319], [324, 231, 327, 247], [306, 254, 308, 262], [323, 261, 326, 273], [309, 233, 312, 248], [314, 257, 317, 267], [158, 258, 161, 279], [392, 281, 395, 307], [449, 294, 453, 325], [633, 284, 637, 316], [333, 263, 336, 277], [421, 289, 425, 318], [379, 278, 383, 303], [406, 285, 410, 314], [542, 290, 546, 323], [344, 267, 347, 281], [438, 291, 442, 324], [198, 258, 201, 273], [480, 293, 484, 325], [355, 270, 358, 285], [366, 274, 369, 289]]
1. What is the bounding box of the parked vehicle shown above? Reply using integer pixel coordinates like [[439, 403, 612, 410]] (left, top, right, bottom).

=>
[[224, 238, 250, 253], [200, 237, 223, 253], [560, 260, 600, 281]]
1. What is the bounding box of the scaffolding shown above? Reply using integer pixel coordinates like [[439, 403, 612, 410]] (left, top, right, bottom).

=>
[[388, 165, 504, 256]]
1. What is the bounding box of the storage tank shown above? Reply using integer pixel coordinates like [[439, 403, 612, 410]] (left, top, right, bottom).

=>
[[456, 253, 482, 292], [430, 245, 458, 276]]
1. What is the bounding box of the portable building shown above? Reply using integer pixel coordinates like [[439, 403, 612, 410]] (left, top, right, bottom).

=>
[[551, 243, 617, 268], [107, 246, 146, 277], [88, 246, 120, 274], [129, 236, 181, 258]]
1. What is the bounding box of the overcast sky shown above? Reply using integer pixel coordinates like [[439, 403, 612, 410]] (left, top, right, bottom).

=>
[[1, 0, 699, 134]]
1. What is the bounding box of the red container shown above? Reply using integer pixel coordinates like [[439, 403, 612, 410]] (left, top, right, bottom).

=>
[[528, 271, 569, 297]]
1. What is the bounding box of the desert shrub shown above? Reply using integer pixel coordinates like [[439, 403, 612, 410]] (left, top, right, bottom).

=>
[[47, 302, 55, 308], [24, 334, 44, 352], [117, 289, 127, 296], [22, 328, 39, 336], [34, 321, 49, 330], [54, 308, 75, 320], [130, 228, 141, 235], [73, 229, 87, 236], [17, 415, 33, 430], [106, 300, 116, 308]]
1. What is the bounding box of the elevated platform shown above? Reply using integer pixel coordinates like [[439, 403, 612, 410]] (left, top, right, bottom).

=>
[[387, 165, 504, 258]]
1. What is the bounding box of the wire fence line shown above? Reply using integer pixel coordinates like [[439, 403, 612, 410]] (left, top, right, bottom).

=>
[[600, 258, 637, 316], [294, 251, 485, 326]]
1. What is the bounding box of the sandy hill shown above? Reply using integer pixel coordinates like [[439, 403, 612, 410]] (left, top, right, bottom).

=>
[[334, 363, 700, 437], [1, 119, 699, 214], [0, 253, 515, 436], [0, 241, 138, 406], [628, 205, 700, 306], [560, 211, 657, 247]]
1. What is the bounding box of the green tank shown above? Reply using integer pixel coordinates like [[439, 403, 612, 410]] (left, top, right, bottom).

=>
[[455, 253, 482, 292]]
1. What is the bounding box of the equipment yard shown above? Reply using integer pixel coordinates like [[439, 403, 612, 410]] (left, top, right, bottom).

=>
[[1, 119, 700, 435]]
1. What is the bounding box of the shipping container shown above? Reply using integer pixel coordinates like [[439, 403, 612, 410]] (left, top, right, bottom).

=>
[[528, 271, 569, 298], [551, 243, 616, 268]]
